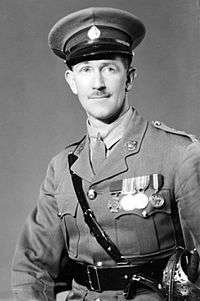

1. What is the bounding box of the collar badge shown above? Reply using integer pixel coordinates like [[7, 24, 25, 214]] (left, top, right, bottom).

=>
[[126, 140, 138, 151], [87, 25, 101, 40]]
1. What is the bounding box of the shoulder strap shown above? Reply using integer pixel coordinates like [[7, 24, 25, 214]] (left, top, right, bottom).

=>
[[152, 121, 199, 143], [68, 153, 128, 264]]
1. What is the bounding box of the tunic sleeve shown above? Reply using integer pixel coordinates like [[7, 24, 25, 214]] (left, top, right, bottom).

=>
[[11, 158, 68, 301], [175, 141, 200, 248]]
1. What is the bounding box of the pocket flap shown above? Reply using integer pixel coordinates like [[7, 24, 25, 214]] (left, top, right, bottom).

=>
[[56, 194, 78, 218]]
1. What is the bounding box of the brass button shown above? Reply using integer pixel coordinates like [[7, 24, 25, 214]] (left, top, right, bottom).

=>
[[154, 120, 161, 126], [87, 188, 97, 200], [142, 210, 147, 217], [126, 140, 138, 151], [57, 211, 62, 218]]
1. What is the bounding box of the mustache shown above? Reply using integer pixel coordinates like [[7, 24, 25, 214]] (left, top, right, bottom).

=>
[[88, 91, 111, 99]]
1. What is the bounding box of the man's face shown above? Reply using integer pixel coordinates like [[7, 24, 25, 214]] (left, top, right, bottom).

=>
[[65, 56, 133, 123]]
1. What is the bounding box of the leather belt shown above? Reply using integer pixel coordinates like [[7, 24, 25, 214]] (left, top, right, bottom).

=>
[[71, 259, 168, 293]]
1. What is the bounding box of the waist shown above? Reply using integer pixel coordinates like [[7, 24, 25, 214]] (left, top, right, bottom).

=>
[[71, 258, 168, 292]]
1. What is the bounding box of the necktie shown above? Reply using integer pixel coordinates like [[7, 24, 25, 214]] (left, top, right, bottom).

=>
[[92, 132, 106, 174]]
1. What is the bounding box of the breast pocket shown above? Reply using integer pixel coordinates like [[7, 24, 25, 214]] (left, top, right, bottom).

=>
[[114, 189, 176, 256], [56, 195, 80, 258]]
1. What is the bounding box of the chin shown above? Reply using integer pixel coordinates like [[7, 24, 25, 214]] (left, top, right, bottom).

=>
[[89, 108, 113, 119], [96, 111, 121, 124], [93, 114, 111, 121]]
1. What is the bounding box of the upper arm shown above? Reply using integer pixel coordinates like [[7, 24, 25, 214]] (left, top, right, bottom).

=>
[[175, 142, 200, 248], [11, 157, 68, 299]]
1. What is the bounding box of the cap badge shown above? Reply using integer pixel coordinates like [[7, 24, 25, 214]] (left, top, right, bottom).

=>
[[87, 25, 101, 40]]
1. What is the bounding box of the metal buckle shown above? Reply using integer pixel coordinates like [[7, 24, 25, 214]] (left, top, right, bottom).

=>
[[87, 265, 102, 292], [123, 275, 137, 299]]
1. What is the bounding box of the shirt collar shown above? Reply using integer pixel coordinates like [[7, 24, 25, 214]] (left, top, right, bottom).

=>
[[87, 106, 133, 150]]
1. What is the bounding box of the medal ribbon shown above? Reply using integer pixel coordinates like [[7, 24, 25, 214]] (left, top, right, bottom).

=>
[[122, 178, 136, 194], [135, 175, 150, 192], [110, 174, 163, 195], [150, 174, 164, 192]]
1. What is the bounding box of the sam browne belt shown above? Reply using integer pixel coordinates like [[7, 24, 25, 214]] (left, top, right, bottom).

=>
[[68, 153, 200, 300], [70, 259, 167, 297], [68, 153, 167, 298]]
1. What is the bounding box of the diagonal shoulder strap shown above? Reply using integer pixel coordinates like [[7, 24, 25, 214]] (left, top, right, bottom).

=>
[[68, 153, 127, 264]]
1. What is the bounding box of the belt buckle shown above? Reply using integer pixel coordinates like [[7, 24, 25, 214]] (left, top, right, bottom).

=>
[[87, 265, 102, 292]]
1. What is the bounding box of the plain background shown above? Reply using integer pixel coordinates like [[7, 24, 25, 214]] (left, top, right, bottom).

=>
[[0, 0, 200, 299]]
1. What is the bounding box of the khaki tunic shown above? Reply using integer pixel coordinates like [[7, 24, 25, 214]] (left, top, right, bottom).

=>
[[11, 109, 200, 300]]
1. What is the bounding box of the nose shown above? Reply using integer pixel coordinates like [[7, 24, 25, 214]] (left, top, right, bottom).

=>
[[92, 70, 105, 90]]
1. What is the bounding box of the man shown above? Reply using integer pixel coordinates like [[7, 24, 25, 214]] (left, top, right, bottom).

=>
[[11, 7, 200, 301]]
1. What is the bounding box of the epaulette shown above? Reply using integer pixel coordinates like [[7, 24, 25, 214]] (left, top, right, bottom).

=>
[[65, 135, 86, 154], [152, 120, 199, 143]]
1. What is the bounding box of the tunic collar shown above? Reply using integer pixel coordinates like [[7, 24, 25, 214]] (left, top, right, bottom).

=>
[[71, 108, 148, 183], [87, 106, 133, 151]]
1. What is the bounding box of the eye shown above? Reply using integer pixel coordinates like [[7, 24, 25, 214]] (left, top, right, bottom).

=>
[[79, 66, 92, 73], [103, 65, 117, 73]]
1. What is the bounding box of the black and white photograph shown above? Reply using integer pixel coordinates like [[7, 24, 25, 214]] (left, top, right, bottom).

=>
[[1, 1, 200, 300]]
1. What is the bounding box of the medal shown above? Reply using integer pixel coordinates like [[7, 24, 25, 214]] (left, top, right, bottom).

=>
[[120, 192, 149, 211], [120, 194, 136, 211], [114, 177, 136, 211], [120, 177, 136, 211], [107, 196, 120, 213], [149, 174, 165, 208], [149, 193, 164, 208], [109, 175, 152, 212], [134, 175, 149, 209], [133, 192, 149, 208], [120, 175, 149, 211], [108, 180, 122, 213]]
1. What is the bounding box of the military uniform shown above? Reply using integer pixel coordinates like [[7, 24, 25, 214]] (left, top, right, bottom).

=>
[[12, 109, 200, 300], [11, 7, 200, 301]]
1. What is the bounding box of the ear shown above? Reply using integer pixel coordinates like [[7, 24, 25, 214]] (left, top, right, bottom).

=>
[[125, 67, 137, 92], [64, 70, 78, 95]]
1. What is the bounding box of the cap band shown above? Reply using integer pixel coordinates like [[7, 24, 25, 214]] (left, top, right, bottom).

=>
[[64, 26, 132, 55], [65, 40, 133, 67]]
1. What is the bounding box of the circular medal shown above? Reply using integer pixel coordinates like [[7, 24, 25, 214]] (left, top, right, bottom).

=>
[[120, 194, 136, 211], [133, 192, 149, 209], [149, 193, 164, 208], [120, 192, 148, 211]]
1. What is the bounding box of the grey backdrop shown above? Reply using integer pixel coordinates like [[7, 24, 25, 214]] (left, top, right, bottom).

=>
[[0, 0, 200, 299]]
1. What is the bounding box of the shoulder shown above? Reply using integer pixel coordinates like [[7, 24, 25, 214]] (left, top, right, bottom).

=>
[[150, 120, 199, 144], [146, 120, 200, 165], [149, 121, 200, 180]]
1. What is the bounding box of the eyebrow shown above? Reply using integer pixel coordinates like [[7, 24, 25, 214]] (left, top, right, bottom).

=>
[[78, 61, 118, 67], [73, 60, 120, 72]]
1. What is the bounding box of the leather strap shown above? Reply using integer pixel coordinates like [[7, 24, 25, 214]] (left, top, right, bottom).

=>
[[68, 153, 128, 263], [70, 259, 167, 296]]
